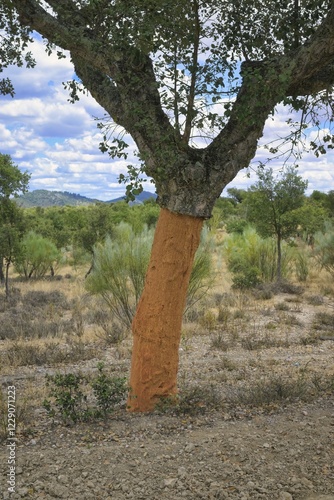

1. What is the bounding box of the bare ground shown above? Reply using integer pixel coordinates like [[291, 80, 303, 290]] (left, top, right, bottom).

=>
[[1, 279, 334, 500]]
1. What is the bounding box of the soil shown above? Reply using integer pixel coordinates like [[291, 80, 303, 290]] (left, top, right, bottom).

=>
[[1, 288, 334, 500]]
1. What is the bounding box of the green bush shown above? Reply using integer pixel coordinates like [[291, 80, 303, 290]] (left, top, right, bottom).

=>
[[224, 227, 296, 287], [43, 365, 128, 424], [15, 231, 61, 279], [232, 267, 262, 289], [43, 373, 88, 423], [85, 223, 153, 328], [86, 223, 214, 328], [314, 221, 334, 276], [91, 362, 127, 416], [225, 218, 249, 234], [295, 251, 309, 282]]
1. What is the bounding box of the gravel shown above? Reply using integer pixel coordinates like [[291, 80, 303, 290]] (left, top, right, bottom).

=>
[[1, 396, 334, 499]]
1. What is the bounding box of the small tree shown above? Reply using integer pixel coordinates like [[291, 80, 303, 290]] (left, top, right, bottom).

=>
[[0, 154, 30, 293], [15, 232, 61, 279], [224, 226, 297, 288], [291, 199, 329, 246], [246, 167, 307, 281], [0, 198, 25, 297]]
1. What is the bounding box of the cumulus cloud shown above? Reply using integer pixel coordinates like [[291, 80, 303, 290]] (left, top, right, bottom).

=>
[[0, 39, 333, 200]]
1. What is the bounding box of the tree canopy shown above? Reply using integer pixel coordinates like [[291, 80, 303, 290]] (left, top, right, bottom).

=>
[[2, 1, 334, 215], [4, 1, 334, 411], [0, 153, 30, 198]]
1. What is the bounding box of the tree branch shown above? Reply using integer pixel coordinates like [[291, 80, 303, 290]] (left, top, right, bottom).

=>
[[182, 0, 200, 144], [72, 55, 126, 127], [11, 0, 113, 74]]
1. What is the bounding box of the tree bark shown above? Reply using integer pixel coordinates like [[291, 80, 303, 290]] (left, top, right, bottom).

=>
[[127, 208, 204, 412], [0, 257, 4, 284], [5, 260, 10, 300], [277, 232, 282, 282]]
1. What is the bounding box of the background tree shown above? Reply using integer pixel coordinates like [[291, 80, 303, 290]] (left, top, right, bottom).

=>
[[0, 198, 26, 297], [291, 198, 329, 246], [15, 231, 61, 279], [246, 166, 307, 281], [0, 153, 30, 290], [4, 0, 334, 411]]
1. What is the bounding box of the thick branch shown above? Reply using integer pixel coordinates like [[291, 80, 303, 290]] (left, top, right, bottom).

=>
[[11, 0, 113, 74], [72, 56, 126, 127], [285, 2, 334, 95]]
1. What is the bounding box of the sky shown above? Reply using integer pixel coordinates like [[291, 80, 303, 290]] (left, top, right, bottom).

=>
[[0, 38, 334, 201]]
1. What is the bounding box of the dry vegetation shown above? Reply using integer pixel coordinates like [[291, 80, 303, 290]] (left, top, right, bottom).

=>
[[0, 243, 333, 440]]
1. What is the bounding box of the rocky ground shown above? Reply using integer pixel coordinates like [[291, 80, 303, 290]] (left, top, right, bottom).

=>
[[1, 284, 334, 499], [0, 395, 333, 500]]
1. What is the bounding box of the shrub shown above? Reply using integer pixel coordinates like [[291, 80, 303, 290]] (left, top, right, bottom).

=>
[[225, 219, 249, 234], [295, 251, 309, 282], [232, 267, 262, 289], [224, 227, 297, 287], [86, 223, 215, 328], [85, 223, 152, 328], [185, 227, 215, 312], [15, 231, 61, 279], [91, 362, 127, 416], [43, 373, 88, 423], [23, 290, 69, 309], [43, 364, 127, 423], [228, 373, 309, 407], [314, 221, 334, 276]]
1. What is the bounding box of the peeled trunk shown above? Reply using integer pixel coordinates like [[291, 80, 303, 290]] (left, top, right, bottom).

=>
[[127, 208, 204, 412]]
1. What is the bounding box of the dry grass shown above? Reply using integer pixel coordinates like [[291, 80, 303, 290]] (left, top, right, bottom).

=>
[[0, 245, 334, 433]]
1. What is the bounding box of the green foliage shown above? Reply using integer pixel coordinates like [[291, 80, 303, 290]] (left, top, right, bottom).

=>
[[43, 373, 88, 424], [91, 362, 127, 417], [23, 202, 160, 257], [290, 201, 329, 244], [86, 223, 214, 327], [295, 251, 309, 282], [246, 166, 308, 240], [0, 153, 30, 197], [314, 221, 334, 276], [231, 267, 262, 290], [43, 365, 128, 424], [0, 154, 30, 294], [246, 166, 307, 281], [225, 218, 249, 234], [186, 227, 215, 311], [85, 223, 153, 328], [15, 231, 61, 279], [224, 227, 296, 288]]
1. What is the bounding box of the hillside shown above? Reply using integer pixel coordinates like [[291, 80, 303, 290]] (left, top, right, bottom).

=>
[[16, 190, 99, 208], [106, 190, 157, 204], [15, 189, 157, 208]]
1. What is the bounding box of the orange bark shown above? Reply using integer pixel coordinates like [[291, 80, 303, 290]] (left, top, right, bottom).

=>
[[127, 208, 204, 412]]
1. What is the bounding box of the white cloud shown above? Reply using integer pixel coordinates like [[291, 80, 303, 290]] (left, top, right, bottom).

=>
[[0, 38, 333, 201]]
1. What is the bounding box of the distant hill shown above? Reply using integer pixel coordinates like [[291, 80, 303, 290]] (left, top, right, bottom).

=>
[[16, 190, 99, 208], [16, 189, 157, 208], [108, 191, 157, 204]]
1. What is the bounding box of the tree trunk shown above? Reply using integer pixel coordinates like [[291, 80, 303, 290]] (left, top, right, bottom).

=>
[[277, 232, 282, 282], [0, 257, 4, 284], [127, 208, 204, 412], [5, 260, 10, 300]]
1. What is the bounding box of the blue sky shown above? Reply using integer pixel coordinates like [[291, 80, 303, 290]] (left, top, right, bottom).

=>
[[0, 39, 334, 200]]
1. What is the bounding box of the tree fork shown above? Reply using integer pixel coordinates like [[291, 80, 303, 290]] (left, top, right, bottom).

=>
[[127, 208, 204, 412]]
